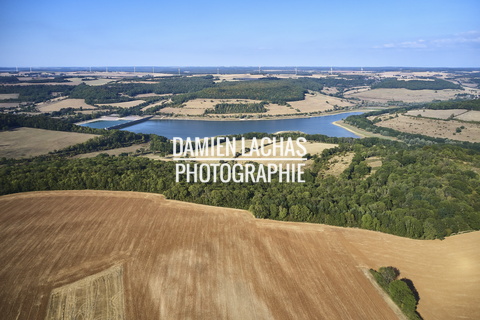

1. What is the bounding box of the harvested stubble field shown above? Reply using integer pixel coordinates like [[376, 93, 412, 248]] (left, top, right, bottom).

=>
[[0, 93, 20, 100], [373, 114, 480, 143], [73, 143, 150, 158], [0, 191, 478, 320], [37, 98, 96, 113], [152, 140, 336, 166], [322, 152, 355, 176], [98, 100, 145, 108], [288, 91, 353, 113], [405, 109, 480, 122], [455, 110, 480, 122], [0, 127, 99, 158], [159, 98, 292, 117], [345, 88, 464, 103], [404, 109, 468, 120]]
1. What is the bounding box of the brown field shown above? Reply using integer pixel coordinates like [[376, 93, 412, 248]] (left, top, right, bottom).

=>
[[288, 91, 353, 113], [0, 127, 99, 158], [65, 77, 115, 86], [235, 140, 335, 166], [158, 94, 354, 118], [373, 114, 480, 143], [159, 98, 293, 117], [157, 139, 336, 167], [0, 93, 19, 100], [73, 143, 150, 158], [0, 190, 479, 320], [322, 152, 355, 176], [45, 265, 125, 320], [404, 109, 468, 120], [345, 88, 464, 103], [343, 86, 371, 95], [98, 100, 145, 108], [135, 93, 171, 98], [455, 110, 480, 122], [321, 86, 340, 95], [142, 100, 170, 111], [0, 102, 21, 109], [37, 98, 96, 113], [263, 103, 298, 116]]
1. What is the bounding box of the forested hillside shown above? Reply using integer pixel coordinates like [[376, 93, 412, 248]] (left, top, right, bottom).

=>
[[205, 102, 268, 114], [0, 85, 74, 103], [70, 76, 215, 104]]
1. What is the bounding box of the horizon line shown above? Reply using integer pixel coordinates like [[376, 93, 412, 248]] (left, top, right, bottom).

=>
[[1, 66, 480, 69]]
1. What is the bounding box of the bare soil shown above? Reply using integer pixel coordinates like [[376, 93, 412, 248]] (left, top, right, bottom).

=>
[[0, 191, 478, 319]]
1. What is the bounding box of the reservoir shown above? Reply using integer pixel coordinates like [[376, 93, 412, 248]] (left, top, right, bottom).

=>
[[80, 119, 131, 129], [81, 112, 363, 139]]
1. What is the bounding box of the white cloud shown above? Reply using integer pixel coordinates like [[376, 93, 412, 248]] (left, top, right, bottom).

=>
[[375, 31, 480, 49]]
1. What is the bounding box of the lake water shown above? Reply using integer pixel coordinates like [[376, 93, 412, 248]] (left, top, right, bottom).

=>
[[80, 119, 131, 129], [111, 112, 363, 139]]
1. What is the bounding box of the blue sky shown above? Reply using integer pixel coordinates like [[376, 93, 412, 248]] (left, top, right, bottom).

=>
[[0, 0, 479, 67]]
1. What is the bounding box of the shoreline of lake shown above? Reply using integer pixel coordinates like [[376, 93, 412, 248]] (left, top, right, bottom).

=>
[[113, 112, 366, 139], [150, 109, 376, 122]]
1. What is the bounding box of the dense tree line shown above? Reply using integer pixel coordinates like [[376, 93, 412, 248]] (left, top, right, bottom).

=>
[[0, 76, 20, 84], [172, 79, 305, 105], [0, 85, 74, 102], [69, 83, 134, 105], [0, 113, 102, 133], [372, 78, 462, 90], [1, 137, 479, 240], [117, 76, 215, 96], [422, 98, 480, 111], [370, 267, 421, 320], [205, 102, 268, 114]]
